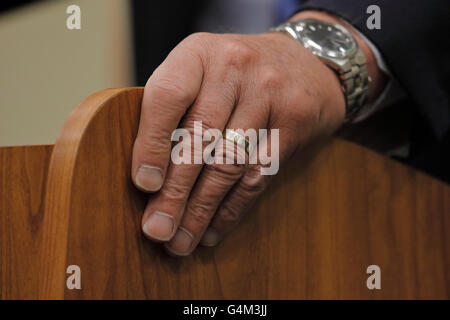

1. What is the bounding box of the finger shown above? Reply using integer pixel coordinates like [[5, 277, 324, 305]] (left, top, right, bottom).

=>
[[200, 130, 280, 247], [204, 100, 318, 246], [165, 102, 269, 256], [141, 81, 236, 241], [200, 164, 272, 247], [132, 40, 204, 193]]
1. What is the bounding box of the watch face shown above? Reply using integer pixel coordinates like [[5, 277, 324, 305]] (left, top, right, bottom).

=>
[[297, 20, 356, 58]]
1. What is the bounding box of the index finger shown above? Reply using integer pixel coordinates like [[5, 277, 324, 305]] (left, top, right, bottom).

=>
[[132, 38, 204, 192]]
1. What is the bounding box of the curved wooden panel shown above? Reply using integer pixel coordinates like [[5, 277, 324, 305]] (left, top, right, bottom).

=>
[[36, 87, 449, 299]]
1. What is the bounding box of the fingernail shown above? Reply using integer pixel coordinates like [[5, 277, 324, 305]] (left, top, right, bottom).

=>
[[135, 165, 163, 192], [166, 227, 193, 255], [201, 228, 220, 247], [143, 211, 174, 241]]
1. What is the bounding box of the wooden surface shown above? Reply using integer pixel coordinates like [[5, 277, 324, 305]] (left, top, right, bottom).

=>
[[0, 145, 53, 299], [1, 87, 449, 299]]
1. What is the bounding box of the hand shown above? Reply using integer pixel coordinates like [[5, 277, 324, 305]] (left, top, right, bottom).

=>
[[132, 25, 350, 256]]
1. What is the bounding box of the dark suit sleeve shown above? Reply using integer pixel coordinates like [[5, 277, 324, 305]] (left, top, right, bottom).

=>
[[294, 0, 450, 141]]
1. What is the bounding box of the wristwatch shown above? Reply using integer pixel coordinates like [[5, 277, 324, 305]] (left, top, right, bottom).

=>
[[270, 19, 369, 121]]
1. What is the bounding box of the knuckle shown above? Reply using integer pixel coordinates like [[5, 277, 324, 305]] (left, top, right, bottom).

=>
[[183, 32, 212, 46], [151, 77, 195, 107], [222, 39, 256, 69], [188, 198, 214, 225], [206, 162, 244, 183], [259, 66, 286, 90], [181, 116, 217, 154], [160, 179, 191, 203], [177, 114, 222, 159], [182, 109, 216, 134], [217, 203, 241, 224], [135, 134, 170, 158], [240, 166, 269, 193]]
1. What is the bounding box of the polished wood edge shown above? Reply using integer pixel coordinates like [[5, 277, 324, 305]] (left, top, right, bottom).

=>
[[38, 87, 144, 299]]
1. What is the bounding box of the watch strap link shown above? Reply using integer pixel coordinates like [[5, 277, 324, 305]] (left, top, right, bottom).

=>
[[338, 49, 369, 120]]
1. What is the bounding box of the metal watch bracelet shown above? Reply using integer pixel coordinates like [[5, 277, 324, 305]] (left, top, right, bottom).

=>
[[270, 21, 369, 121]]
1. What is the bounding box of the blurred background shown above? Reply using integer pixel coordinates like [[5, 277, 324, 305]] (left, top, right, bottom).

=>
[[0, 0, 293, 146]]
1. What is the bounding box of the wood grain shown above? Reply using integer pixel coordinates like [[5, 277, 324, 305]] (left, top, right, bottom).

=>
[[0, 145, 53, 299], [1, 87, 449, 299]]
